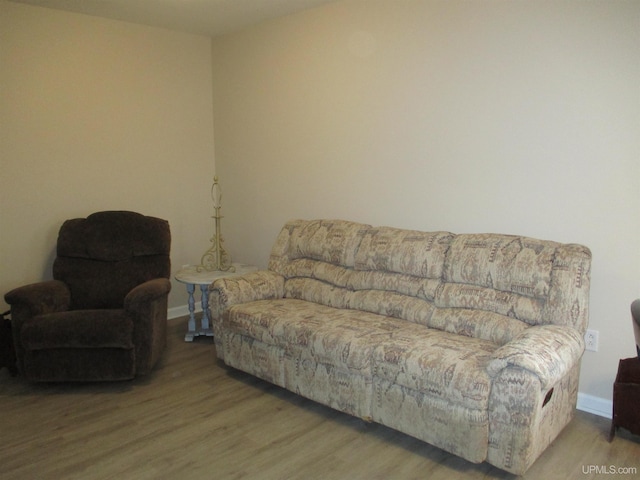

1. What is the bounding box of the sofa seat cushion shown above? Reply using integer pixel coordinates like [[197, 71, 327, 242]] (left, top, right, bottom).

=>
[[22, 310, 134, 350], [224, 298, 497, 412], [372, 323, 498, 412], [224, 298, 406, 373]]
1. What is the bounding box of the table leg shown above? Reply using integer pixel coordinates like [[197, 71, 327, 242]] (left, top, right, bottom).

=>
[[185, 283, 197, 342], [200, 284, 213, 336]]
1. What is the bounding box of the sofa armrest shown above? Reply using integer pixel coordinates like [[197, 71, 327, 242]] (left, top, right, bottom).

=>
[[486, 325, 585, 389], [4, 280, 71, 317], [209, 270, 285, 318]]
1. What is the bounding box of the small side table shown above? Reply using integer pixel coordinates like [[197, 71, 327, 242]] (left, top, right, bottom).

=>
[[609, 357, 640, 441], [175, 263, 257, 342]]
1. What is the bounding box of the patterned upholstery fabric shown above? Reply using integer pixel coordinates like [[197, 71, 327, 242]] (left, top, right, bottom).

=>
[[209, 219, 591, 474]]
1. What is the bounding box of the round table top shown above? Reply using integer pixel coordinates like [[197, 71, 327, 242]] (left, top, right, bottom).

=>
[[174, 263, 258, 285]]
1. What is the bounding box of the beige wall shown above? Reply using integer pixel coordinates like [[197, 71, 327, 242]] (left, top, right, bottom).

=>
[[0, 1, 216, 310], [212, 0, 640, 406]]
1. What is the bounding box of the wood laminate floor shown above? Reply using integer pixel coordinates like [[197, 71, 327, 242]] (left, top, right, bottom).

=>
[[1, 317, 638, 480]]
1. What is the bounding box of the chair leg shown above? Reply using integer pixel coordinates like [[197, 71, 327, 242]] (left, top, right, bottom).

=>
[[609, 421, 616, 442]]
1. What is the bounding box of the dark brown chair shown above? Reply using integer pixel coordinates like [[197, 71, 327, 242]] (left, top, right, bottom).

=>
[[4, 211, 171, 382], [609, 299, 640, 440]]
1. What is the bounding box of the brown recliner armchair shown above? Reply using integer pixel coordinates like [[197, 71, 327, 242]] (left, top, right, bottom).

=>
[[4, 211, 171, 382]]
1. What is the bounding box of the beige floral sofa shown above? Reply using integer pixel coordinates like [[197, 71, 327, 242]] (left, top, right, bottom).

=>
[[210, 219, 591, 474]]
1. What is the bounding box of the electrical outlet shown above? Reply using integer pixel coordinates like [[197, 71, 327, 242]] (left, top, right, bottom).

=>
[[585, 329, 599, 352]]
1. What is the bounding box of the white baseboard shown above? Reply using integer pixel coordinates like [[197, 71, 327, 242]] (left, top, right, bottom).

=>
[[168, 304, 200, 319], [577, 393, 612, 419], [167, 303, 614, 419]]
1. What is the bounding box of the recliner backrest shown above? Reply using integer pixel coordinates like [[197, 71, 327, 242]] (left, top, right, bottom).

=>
[[53, 211, 171, 310]]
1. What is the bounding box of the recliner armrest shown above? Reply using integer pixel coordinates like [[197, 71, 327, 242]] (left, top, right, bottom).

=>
[[209, 270, 285, 318], [124, 278, 172, 311], [124, 278, 172, 376], [4, 280, 71, 317], [486, 325, 585, 389]]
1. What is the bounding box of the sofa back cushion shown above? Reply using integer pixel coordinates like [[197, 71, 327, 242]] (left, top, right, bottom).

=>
[[269, 220, 591, 342], [354, 227, 454, 278], [444, 234, 555, 297], [269, 219, 370, 273], [440, 234, 591, 332]]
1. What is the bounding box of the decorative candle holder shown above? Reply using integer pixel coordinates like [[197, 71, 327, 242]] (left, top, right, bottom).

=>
[[198, 176, 235, 272]]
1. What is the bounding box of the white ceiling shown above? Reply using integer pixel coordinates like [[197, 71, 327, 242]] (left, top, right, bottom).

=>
[[9, 0, 338, 37]]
